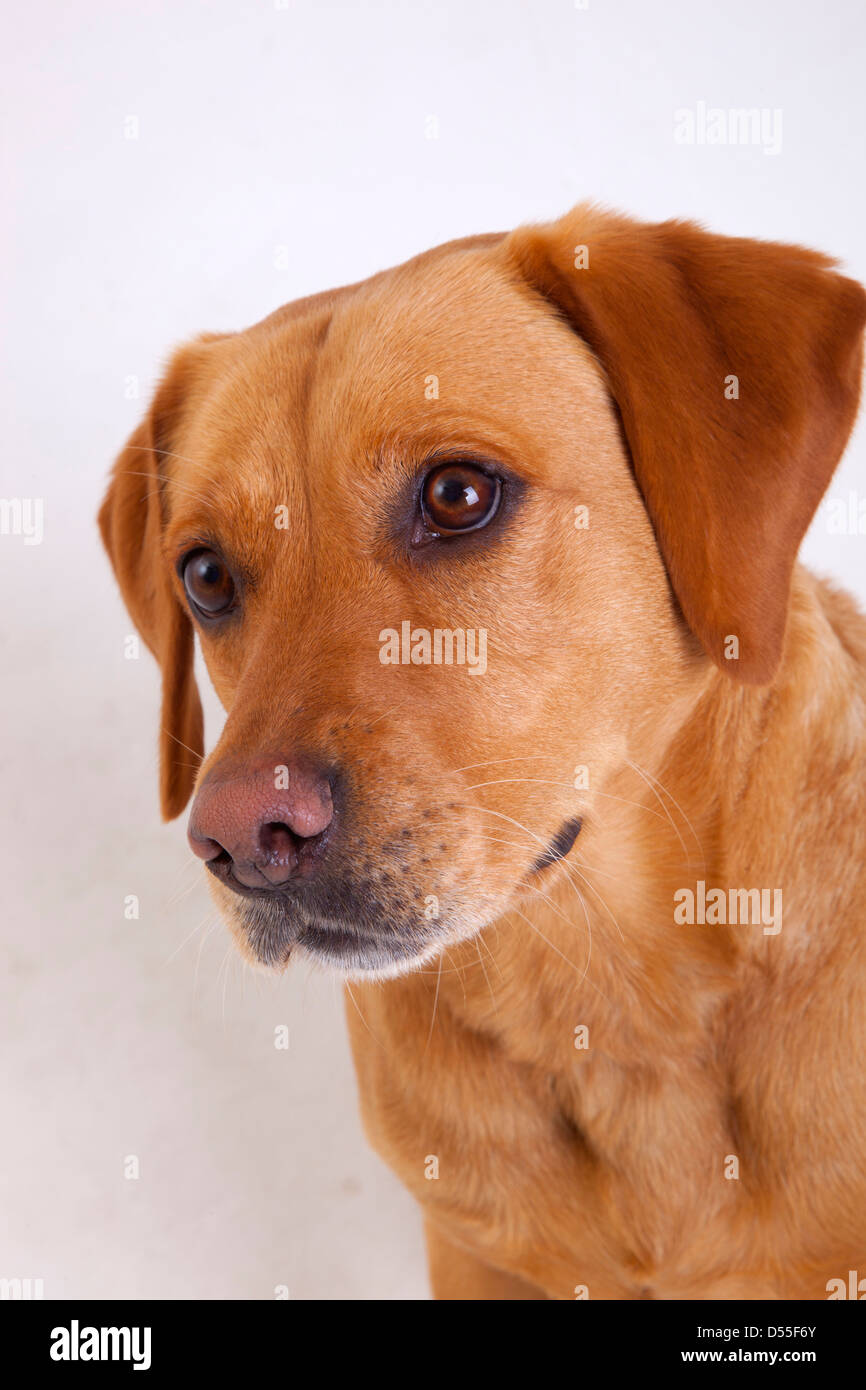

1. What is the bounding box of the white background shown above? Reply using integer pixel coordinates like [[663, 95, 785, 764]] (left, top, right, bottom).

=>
[[2, 0, 864, 1299]]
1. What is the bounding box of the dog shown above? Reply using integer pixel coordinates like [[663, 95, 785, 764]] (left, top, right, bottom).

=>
[[99, 205, 866, 1300]]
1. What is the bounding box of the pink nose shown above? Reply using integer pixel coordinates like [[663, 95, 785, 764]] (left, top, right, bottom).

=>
[[187, 755, 334, 891]]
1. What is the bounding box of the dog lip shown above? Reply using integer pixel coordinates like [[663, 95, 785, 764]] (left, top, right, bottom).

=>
[[530, 817, 583, 873], [296, 921, 427, 972], [299, 923, 382, 952]]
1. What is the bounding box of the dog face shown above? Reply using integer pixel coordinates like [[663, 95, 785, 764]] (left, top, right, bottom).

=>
[[99, 206, 865, 977]]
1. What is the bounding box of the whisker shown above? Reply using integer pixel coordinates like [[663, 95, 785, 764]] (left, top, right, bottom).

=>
[[474, 938, 496, 1007], [461, 801, 592, 924], [463, 776, 666, 821], [476, 929, 504, 985], [624, 758, 690, 864], [556, 857, 625, 945], [467, 827, 619, 883], [473, 833, 538, 851], [161, 850, 202, 896], [455, 802, 561, 854], [364, 702, 406, 729], [447, 754, 568, 775], [508, 903, 588, 981], [524, 878, 592, 979], [627, 758, 707, 873], [345, 983, 388, 1050], [193, 917, 221, 997], [518, 889, 616, 1004], [213, 943, 233, 1025], [164, 907, 214, 964], [162, 874, 203, 913], [119, 461, 215, 502], [162, 727, 204, 761], [459, 801, 628, 958], [423, 950, 444, 1054]]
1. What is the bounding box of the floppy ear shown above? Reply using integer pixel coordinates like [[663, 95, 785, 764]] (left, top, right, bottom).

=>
[[505, 205, 866, 683], [98, 351, 204, 819]]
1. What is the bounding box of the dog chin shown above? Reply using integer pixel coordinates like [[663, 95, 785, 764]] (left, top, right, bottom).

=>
[[226, 896, 456, 980], [295, 925, 452, 981]]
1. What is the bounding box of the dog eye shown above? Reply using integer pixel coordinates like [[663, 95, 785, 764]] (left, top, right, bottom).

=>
[[181, 549, 236, 616], [420, 463, 501, 535]]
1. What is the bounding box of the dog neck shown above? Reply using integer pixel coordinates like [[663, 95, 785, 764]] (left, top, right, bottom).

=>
[[415, 566, 866, 1071]]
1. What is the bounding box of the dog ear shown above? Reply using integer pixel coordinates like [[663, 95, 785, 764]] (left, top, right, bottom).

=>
[[505, 206, 866, 683], [98, 348, 205, 819]]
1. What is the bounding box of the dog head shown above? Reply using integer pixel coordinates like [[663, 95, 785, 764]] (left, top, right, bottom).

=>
[[99, 206, 865, 977]]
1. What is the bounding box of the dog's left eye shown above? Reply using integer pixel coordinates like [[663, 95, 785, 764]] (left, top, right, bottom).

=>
[[181, 549, 236, 616], [420, 463, 501, 535]]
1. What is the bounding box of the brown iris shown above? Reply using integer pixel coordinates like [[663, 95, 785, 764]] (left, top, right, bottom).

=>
[[182, 549, 236, 615], [420, 463, 501, 534]]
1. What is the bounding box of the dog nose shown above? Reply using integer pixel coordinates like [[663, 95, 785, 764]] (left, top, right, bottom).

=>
[[187, 755, 334, 891]]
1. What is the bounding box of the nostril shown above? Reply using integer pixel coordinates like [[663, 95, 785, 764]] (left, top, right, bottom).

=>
[[188, 829, 230, 864], [203, 846, 238, 888], [259, 822, 299, 861], [244, 821, 300, 889]]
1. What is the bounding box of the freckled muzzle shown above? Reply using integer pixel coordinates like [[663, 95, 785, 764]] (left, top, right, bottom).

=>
[[188, 748, 586, 974], [187, 750, 454, 972]]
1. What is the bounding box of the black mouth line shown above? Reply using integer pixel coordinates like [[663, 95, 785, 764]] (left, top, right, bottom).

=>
[[530, 817, 583, 874]]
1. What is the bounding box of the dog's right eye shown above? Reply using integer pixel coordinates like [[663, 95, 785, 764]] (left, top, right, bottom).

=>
[[181, 549, 236, 617]]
